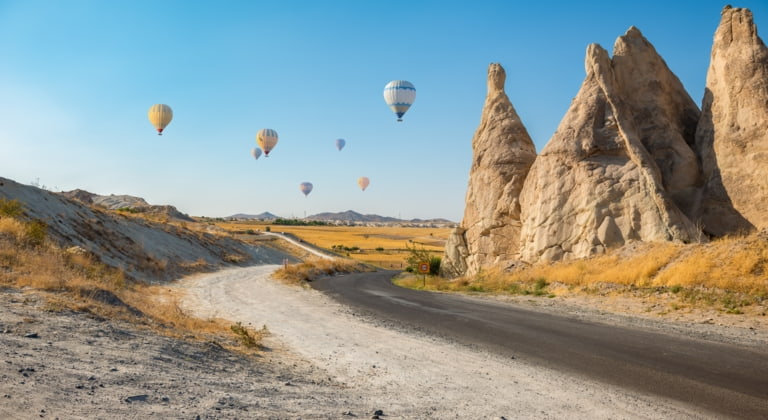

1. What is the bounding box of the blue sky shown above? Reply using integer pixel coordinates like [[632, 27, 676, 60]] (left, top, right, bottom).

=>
[[1, 1, 766, 222]]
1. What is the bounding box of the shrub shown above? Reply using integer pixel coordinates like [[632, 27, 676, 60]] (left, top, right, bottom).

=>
[[0, 198, 23, 218], [230, 322, 266, 348], [24, 219, 48, 248]]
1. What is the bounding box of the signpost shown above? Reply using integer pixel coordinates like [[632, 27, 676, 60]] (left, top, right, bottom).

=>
[[417, 261, 429, 287]]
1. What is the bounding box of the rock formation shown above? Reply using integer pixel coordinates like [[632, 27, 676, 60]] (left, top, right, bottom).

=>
[[440, 63, 537, 278], [518, 28, 702, 262], [444, 7, 768, 277], [695, 6, 768, 235]]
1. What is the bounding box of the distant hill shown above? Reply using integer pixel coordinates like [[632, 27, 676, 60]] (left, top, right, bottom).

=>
[[307, 210, 454, 225], [226, 212, 281, 221]]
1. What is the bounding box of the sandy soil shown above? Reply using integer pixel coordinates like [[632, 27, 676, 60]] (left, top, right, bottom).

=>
[[2, 265, 766, 419]]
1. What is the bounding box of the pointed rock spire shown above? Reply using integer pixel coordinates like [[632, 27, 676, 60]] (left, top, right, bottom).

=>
[[695, 6, 768, 235], [518, 27, 701, 262], [441, 63, 537, 278]]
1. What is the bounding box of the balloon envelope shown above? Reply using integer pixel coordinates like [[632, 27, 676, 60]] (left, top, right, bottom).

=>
[[256, 129, 279, 156], [335, 138, 346, 151], [383, 80, 416, 122], [251, 148, 262, 160], [358, 176, 370, 191], [148, 104, 173, 135], [299, 182, 313, 197]]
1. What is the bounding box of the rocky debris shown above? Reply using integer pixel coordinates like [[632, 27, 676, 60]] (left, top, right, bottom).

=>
[[519, 27, 701, 263], [695, 6, 768, 236], [0, 289, 367, 419], [441, 63, 537, 277], [61, 189, 195, 223]]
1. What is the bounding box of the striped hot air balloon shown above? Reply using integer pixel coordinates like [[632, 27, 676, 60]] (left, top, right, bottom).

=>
[[383, 80, 416, 122], [148, 104, 173, 135], [256, 129, 279, 156]]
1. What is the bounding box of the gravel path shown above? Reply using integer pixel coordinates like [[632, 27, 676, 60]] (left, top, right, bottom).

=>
[[178, 266, 731, 419]]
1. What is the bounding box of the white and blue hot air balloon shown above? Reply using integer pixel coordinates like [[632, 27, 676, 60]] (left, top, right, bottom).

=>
[[335, 138, 346, 151], [383, 80, 416, 122]]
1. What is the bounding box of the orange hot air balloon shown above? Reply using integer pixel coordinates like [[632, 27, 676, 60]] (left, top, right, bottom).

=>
[[357, 176, 370, 191]]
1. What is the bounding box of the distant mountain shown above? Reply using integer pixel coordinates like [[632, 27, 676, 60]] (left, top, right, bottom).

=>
[[307, 210, 401, 223], [226, 212, 280, 220], [306, 210, 454, 224]]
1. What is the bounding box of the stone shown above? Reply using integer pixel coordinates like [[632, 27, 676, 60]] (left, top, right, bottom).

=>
[[518, 27, 701, 263], [695, 6, 768, 235], [440, 63, 537, 277]]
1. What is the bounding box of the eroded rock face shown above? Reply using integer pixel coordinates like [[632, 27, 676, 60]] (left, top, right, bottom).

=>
[[440, 63, 537, 278], [695, 6, 768, 235], [518, 28, 701, 263]]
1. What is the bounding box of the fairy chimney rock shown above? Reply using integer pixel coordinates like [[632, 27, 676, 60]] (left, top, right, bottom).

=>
[[695, 6, 768, 235], [518, 27, 701, 263], [441, 63, 537, 278]]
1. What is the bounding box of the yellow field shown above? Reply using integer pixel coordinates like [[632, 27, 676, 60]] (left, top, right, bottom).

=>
[[214, 221, 451, 268]]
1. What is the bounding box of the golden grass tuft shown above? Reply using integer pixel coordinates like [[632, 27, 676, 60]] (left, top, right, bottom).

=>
[[272, 256, 373, 284], [652, 234, 768, 294]]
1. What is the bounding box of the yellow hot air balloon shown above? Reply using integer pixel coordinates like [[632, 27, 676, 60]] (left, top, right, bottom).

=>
[[358, 176, 370, 191], [257, 128, 279, 156], [148, 104, 173, 135]]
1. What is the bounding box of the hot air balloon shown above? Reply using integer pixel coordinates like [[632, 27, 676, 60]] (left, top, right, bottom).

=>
[[358, 176, 370, 191], [148, 104, 173, 135], [251, 147, 262, 160], [335, 138, 346, 151], [256, 129, 279, 156], [299, 182, 313, 197], [383, 80, 416, 122]]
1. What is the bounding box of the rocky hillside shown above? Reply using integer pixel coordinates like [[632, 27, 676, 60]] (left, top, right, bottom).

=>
[[443, 6, 768, 278], [0, 177, 291, 283], [61, 189, 195, 223]]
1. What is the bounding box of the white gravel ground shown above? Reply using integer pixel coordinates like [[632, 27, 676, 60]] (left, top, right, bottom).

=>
[[178, 265, 722, 419]]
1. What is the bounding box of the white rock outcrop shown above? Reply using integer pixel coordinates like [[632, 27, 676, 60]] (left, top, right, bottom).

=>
[[440, 63, 537, 278], [695, 6, 768, 235], [518, 28, 701, 262]]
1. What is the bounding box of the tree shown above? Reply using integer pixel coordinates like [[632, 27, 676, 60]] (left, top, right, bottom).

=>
[[404, 242, 441, 275]]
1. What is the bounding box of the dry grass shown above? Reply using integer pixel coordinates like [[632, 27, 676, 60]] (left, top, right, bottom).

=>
[[396, 233, 768, 315], [0, 213, 264, 353], [272, 256, 374, 284], [214, 221, 449, 268]]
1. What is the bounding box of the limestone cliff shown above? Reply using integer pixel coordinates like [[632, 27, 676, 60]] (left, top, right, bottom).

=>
[[695, 6, 768, 235]]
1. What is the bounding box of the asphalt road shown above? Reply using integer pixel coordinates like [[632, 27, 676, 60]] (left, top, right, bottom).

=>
[[312, 270, 768, 419]]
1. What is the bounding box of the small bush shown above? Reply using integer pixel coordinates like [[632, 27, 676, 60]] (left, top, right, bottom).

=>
[[0, 198, 23, 218], [24, 219, 47, 248], [230, 322, 266, 348]]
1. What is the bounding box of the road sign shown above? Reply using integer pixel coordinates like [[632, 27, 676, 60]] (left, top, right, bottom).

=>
[[417, 261, 429, 274]]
